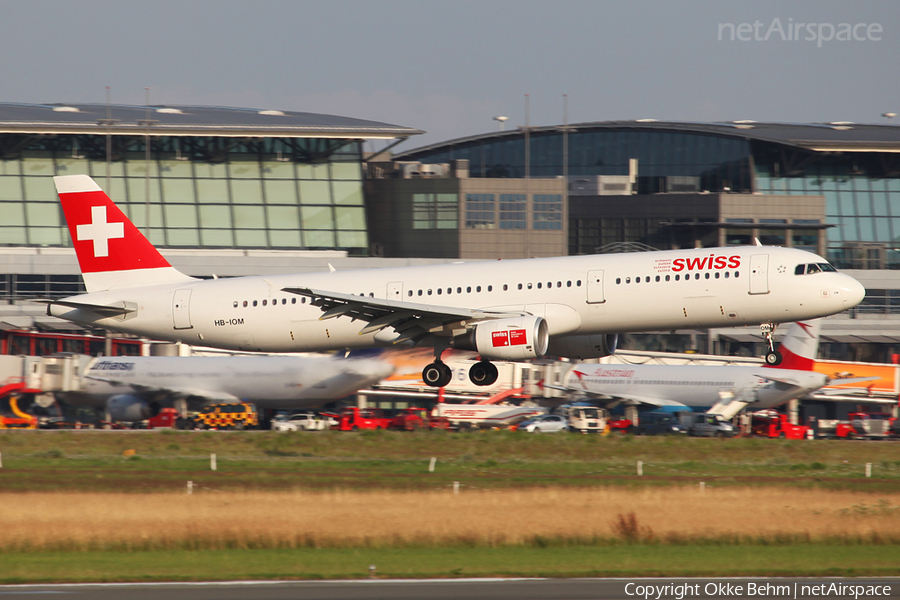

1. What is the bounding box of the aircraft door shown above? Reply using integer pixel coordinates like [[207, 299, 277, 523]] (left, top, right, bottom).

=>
[[749, 254, 769, 295], [387, 281, 403, 301], [172, 289, 193, 330], [586, 270, 606, 304]]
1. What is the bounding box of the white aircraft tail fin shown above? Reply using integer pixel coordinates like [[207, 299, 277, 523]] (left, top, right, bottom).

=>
[[768, 319, 822, 371], [54, 175, 195, 293]]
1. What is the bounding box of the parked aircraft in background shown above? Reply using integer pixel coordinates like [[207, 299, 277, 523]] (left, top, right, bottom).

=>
[[47, 175, 865, 388], [546, 319, 876, 418], [58, 354, 394, 422]]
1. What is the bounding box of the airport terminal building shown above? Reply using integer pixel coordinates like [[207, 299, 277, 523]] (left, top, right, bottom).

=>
[[1, 103, 900, 362]]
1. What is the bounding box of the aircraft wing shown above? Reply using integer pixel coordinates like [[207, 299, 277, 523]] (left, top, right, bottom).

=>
[[751, 372, 809, 387], [282, 286, 525, 344], [538, 381, 686, 409], [84, 375, 241, 403]]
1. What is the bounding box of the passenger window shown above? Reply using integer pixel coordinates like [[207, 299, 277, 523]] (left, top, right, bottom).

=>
[[724, 272, 730, 279], [503, 284, 508, 291], [655, 276, 660, 282], [517, 283, 523, 290], [447, 288, 452, 294], [705, 273, 710, 279], [233, 301, 238, 308], [527, 283, 533, 289], [576, 280, 582, 286], [427, 290, 432, 295], [418, 290, 423, 296], [616, 278, 621, 284], [714, 272, 720, 279], [567, 281, 572, 287], [675, 275, 680, 281], [734, 271, 740, 278], [408, 291, 413, 297], [437, 288, 442, 295], [557, 281, 562, 287], [243, 300, 248, 307], [625, 277, 631, 284], [487, 285, 493, 292], [292, 298, 296, 304], [467, 286, 472, 293], [476, 286, 482, 292], [665, 275, 670, 281], [253, 300, 258, 307], [694, 273, 700, 280], [457, 287, 462, 294], [282, 298, 287, 304], [262, 299, 267, 306], [537, 282, 542, 289]]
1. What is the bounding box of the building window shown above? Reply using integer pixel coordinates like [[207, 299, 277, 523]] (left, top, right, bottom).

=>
[[413, 193, 458, 230], [499, 194, 526, 229], [533, 194, 562, 230], [465, 193, 495, 229]]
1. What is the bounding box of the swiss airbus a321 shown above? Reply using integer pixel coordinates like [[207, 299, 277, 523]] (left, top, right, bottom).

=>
[[46, 175, 865, 387]]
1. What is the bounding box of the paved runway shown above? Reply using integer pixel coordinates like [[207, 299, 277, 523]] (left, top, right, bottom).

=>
[[1, 578, 899, 600]]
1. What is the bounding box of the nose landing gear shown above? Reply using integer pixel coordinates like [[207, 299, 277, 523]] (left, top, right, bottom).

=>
[[761, 323, 783, 366]]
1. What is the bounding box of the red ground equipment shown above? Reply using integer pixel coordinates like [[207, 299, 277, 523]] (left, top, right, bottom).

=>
[[335, 407, 393, 431], [389, 407, 452, 431], [750, 411, 810, 439]]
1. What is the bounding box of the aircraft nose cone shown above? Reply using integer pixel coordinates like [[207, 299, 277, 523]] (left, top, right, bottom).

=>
[[842, 276, 866, 309]]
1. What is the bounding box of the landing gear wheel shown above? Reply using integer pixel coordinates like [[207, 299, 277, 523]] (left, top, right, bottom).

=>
[[469, 361, 499, 386], [423, 361, 453, 387], [765, 351, 783, 366]]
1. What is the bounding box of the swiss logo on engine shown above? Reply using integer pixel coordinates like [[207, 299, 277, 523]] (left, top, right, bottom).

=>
[[493, 329, 528, 347], [492, 331, 510, 347]]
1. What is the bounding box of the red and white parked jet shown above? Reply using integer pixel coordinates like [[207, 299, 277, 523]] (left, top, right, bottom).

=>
[[46, 175, 865, 387]]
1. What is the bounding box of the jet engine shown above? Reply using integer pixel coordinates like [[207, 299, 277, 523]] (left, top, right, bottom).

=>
[[453, 316, 549, 360], [547, 333, 618, 360], [106, 395, 161, 422]]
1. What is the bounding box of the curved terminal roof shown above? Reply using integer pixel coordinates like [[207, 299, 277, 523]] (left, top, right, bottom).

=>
[[397, 120, 900, 157], [0, 103, 423, 140]]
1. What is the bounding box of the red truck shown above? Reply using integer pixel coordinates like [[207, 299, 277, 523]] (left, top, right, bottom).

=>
[[833, 412, 896, 440], [389, 407, 452, 431], [750, 412, 810, 439], [334, 407, 393, 431]]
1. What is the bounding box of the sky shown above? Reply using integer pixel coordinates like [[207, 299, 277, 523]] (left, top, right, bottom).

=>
[[1, 0, 898, 151]]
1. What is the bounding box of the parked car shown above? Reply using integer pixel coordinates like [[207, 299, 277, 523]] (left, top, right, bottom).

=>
[[635, 411, 688, 436], [271, 412, 336, 432], [677, 411, 735, 438], [518, 414, 570, 433]]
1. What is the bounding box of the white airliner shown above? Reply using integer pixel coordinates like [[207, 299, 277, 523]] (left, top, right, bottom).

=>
[[551, 319, 874, 418], [59, 354, 394, 422], [46, 175, 865, 388]]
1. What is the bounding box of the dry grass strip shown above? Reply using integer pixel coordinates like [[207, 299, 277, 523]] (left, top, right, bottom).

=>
[[3, 487, 900, 552]]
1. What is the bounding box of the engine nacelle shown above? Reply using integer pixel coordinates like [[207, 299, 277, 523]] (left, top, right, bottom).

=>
[[106, 395, 161, 422], [455, 316, 549, 360], [547, 333, 618, 360]]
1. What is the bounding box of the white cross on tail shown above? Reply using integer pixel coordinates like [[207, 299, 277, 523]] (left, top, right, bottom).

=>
[[76, 206, 124, 258]]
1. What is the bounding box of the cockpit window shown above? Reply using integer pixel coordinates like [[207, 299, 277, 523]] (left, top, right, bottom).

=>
[[795, 262, 836, 275]]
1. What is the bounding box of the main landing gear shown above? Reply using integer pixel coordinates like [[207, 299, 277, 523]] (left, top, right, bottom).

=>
[[422, 350, 499, 388], [760, 323, 783, 366]]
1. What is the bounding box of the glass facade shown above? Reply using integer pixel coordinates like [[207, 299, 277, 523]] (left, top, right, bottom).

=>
[[755, 162, 900, 268], [402, 128, 754, 193], [0, 136, 368, 254]]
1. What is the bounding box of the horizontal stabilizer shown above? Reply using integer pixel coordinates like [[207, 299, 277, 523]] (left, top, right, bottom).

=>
[[39, 299, 136, 318]]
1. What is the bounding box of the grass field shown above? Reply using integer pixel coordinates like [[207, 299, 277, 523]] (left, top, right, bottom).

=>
[[1, 430, 900, 581]]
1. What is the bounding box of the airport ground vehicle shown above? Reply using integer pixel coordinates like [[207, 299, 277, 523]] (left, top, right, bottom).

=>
[[334, 407, 392, 431], [388, 407, 451, 431], [271, 412, 336, 432], [147, 408, 180, 429], [749, 411, 810, 439], [189, 403, 258, 430], [0, 381, 38, 429], [553, 403, 608, 433], [678, 412, 736, 437], [634, 411, 688, 436], [517, 414, 570, 433], [837, 412, 896, 440]]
